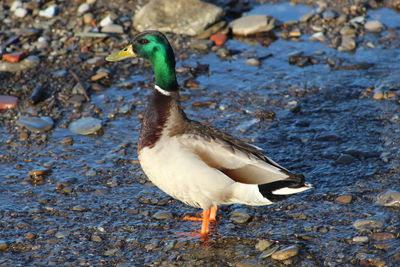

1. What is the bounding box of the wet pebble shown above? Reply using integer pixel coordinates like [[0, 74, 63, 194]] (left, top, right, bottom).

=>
[[71, 205, 88, 212], [77, 3, 90, 15], [91, 235, 102, 242], [271, 245, 299, 260], [39, 5, 57, 18], [60, 136, 73, 145], [336, 154, 354, 164], [83, 13, 94, 24], [353, 218, 385, 231], [69, 117, 102, 135], [0, 95, 18, 110], [375, 189, 400, 208], [104, 248, 119, 257], [230, 15, 276, 36], [255, 239, 272, 251], [190, 39, 213, 50], [338, 37, 356, 52], [246, 58, 260, 66], [310, 32, 326, 41], [0, 240, 9, 251], [260, 244, 280, 259], [230, 209, 251, 223], [99, 15, 114, 27], [335, 194, 353, 204], [0, 55, 39, 72], [16, 116, 54, 133], [352, 236, 369, 243], [102, 24, 124, 34], [152, 210, 173, 220], [55, 231, 70, 239], [370, 232, 395, 241], [14, 7, 28, 18], [365, 21, 384, 33]]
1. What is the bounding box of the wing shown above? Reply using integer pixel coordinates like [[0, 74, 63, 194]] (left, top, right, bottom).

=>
[[177, 120, 300, 185]]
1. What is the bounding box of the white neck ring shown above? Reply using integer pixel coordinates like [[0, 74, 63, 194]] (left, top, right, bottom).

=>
[[155, 85, 171, 96]]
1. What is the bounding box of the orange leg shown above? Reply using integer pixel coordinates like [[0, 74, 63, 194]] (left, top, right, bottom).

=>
[[209, 205, 217, 222], [200, 208, 211, 235]]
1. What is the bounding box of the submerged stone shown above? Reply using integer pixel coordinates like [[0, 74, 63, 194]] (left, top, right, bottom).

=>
[[69, 117, 102, 135]]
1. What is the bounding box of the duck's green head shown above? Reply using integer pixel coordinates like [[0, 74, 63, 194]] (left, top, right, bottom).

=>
[[106, 30, 178, 92]]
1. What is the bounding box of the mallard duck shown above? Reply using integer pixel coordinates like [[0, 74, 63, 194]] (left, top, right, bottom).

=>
[[106, 31, 312, 236]]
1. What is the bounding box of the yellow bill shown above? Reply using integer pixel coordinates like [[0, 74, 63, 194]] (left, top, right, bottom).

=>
[[105, 44, 136, 62]]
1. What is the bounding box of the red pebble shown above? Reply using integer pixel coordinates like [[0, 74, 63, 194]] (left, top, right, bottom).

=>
[[0, 95, 18, 110], [210, 33, 228, 46], [2, 52, 29, 63]]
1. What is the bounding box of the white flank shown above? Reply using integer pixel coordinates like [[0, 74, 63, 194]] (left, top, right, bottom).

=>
[[155, 84, 171, 96], [272, 184, 313, 195]]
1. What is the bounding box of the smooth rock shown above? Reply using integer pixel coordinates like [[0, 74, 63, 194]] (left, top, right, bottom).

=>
[[152, 210, 173, 220], [246, 58, 260, 66], [310, 32, 326, 41], [133, 0, 223, 36], [101, 24, 124, 34], [0, 240, 9, 251], [77, 3, 90, 15], [365, 21, 384, 32], [271, 245, 299, 260], [0, 55, 39, 72], [14, 7, 28, 18], [376, 189, 400, 208], [83, 13, 94, 24], [52, 69, 67, 77], [100, 15, 113, 27], [55, 231, 70, 239], [260, 244, 280, 259], [230, 209, 251, 223], [0, 95, 18, 110], [370, 232, 395, 241], [336, 154, 354, 164], [255, 239, 272, 251], [352, 236, 369, 243], [69, 117, 102, 135], [91, 235, 102, 242], [353, 218, 384, 231], [104, 248, 119, 256], [230, 15, 276, 36], [39, 5, 57, 18], [16, 116, 54, 133], [335, 194, 353, 204], [338, 37, 356, 52], [11, 0, 22, 11], [190, 39, 213, 50]]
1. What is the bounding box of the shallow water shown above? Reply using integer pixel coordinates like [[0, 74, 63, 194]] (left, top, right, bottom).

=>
[[248, 2, 313, 22], [1, 5, 399, 267]]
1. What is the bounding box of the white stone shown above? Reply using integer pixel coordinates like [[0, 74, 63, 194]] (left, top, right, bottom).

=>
[[10, 0, 22, 11], [39, 5, 57, 18], [365, 20, 384, 32], [101, 24, 124, 34], [229, 15, 276, 36], [77, 3, 90, 15], [14, 7, 28, 18], [99, 15, 113, 27], [310, 32, 325, 41]]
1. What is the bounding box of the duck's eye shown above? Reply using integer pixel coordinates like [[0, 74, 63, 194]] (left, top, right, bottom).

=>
[[138, 39, 150, 45]]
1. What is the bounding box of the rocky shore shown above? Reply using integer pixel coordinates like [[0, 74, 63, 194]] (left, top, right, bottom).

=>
[[0, 0, 399, 266]]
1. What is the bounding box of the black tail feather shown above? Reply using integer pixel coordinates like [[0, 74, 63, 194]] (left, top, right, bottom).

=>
[[258, 173, 307, 202]]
